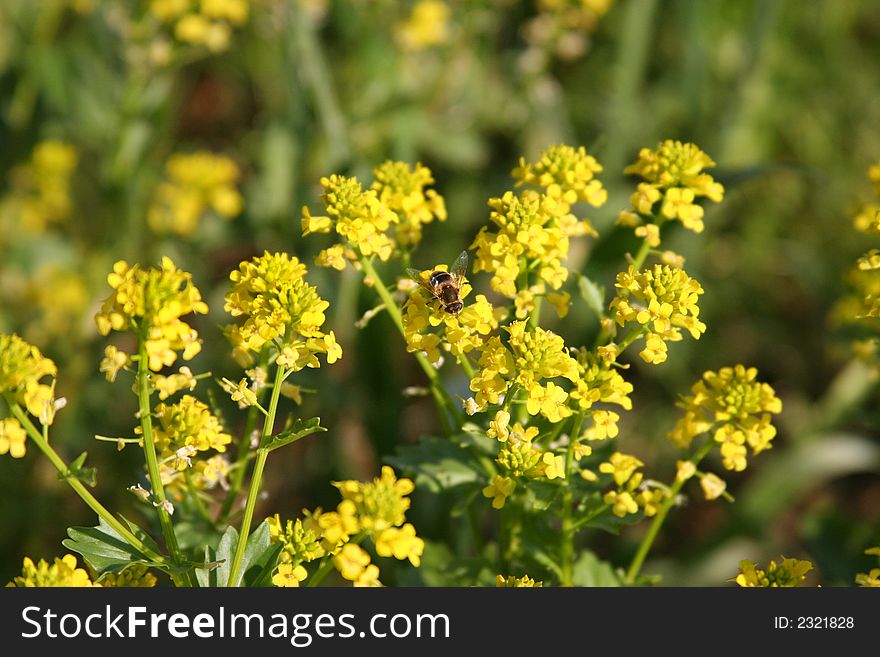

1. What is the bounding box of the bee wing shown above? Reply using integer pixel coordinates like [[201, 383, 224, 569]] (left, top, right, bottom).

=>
[[406, 268, 435, 294], [450, 251, 469, 280]]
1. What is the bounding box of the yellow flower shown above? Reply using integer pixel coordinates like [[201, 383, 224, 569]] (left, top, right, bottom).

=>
[[334, 466, 414, 533], [371, 161, 446, 247], [669, 365, 782, 470], [148, 152, 242, 236], [599, 452, 643, 486], [526, 380, 572, 422], [610, 264, 706, 363], [513, 144, 607, 207], [675, 460, 696, 482], [303, 175, 399, 263], [570, 355, 633, 411], [585, 410, 620, 440], [482, 475, 516, 509], [604, 490, 639, 517], [855, 569, 880, 587], [149, 395, 232, 463], [2, 140, 78, 233], [225, 252, 340, 366], [699, 473, 727, 500], [735, 558, 813, 587], [7, 554, 99, 587], [333, 543, 372, 581], [95, 258, 207, 371], [99, 345, 130, 383], [354, 563, 382, 587], [374, 524, 425, 566], [222, 377, 259, 408], [532, 451, 566, 480], [0, 333, 57, 418], [547, 291, 571, 318], [151, 0, 248, 52], [0, 418, 27, 459], [272, 563, 308, 588], [152, 366, 197, 400], [496, 574, 543, 587], [487, 410, 511, 442], [395, 0, 451, 51]]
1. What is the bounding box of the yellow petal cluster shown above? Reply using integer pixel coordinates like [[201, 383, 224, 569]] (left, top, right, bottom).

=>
[[0, 333, 58, 421], [372, 161, 447, 247], [735, 557, 812, 587], [149, 0, 250, 52], [6, 554, 99, 587]]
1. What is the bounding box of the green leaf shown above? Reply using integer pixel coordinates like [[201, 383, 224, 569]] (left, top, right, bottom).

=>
[[263, 417, 326, 451], [577, 274, 606, 318], [62, 517, 155, 575], [58, 451, 97, 487], [199, 522, 282, 587], [386, 436, 486, 493], [571, 551, 623, 587]]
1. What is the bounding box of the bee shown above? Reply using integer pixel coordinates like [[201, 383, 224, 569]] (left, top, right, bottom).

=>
[[407, 251, 468, 315]]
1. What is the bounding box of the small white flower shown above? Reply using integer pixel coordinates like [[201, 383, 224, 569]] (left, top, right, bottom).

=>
[[128, 484, 151, 502], [463, 397, 479, 416]]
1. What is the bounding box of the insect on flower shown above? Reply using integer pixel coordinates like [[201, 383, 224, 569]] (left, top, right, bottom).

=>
[[407, 251, 468, 315]]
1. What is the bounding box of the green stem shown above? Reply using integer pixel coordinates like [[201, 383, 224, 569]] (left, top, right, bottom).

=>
[[8, 403, 166, 566], [217, 387, 264, 524], [560, 412, 585, 586], [631, 238, 653, 272], [136, 343, 186, 579], [624, 439, 714, 584], [227, 363, 286, 587], [359, 256, 464, 430]]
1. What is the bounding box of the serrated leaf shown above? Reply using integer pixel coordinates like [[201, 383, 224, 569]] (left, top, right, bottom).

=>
[[571, 551, 622, 587], [263, 417, 326, 451], [386, 436, 485, 493], [62, 517, 154, 575], [577, 274, 606, 317]]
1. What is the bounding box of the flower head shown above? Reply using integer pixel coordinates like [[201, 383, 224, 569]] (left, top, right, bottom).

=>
[[149, 395, 232, 465], [334, 466, 414, 533], [95, 258, 207, 371], [225, 252, 341, 366], [513, 144, 607, 207], [496, 574, 543, 587], [735, 557, 813, 587], [371, 161, 446, 247], [7, 554, 99, 587], [0, 333, 58, 419], [610, 264, 706, 364], [669, 365, 782, 472]]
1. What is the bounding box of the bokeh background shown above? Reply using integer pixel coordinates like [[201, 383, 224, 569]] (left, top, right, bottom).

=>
[[1, 0, 879, 585]]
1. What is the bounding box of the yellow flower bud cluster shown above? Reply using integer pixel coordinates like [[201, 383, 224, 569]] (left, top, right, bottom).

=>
[[268, 467, 424, 588], [669, 365, 782, 473], [99, 564, 157, 587], [95, 257, 208, 372], [372, 160, 447, 247], [148, 395, 232, 470], [302, 173, 401, 266], [0, 140, 77, 234], [735, 557, 812, 587], [6, 554, 99, 587], [148, 151, 242, 236], [0, 333, 58, 427], [495, 573, 543, 587], [610, 264, 706, 364], [224, 252, 342, 368], [149, 0, 250, 53], [513, 144, 607, 207], [622, 140, 724, 237]]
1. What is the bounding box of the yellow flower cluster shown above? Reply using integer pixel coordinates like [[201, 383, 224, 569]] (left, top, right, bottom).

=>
[[735, 557, 813, 587], [0, 333, 58, 424], [225, 252, 341, 366], [669, 365, 782, 472], [372, 161, 447, 247], [303, 174, 400, 266], [394, 0, 451, 51], [610, 264, 706, 364], [513, 144, 607, 207], [402, 263, 503, 365], [0, 140, 78, 234], [148, 151, 242, 236], [6, 554, 99, 587], [495, 574, 543, 587], [599, 452, 667, 517], [622, 140, 724, 237], [95, 257, 208, 372], [471, 189, 597, 299], [268, 467, 423, 587], [149, 395, 232, 469], [468, 321, 579, 420], [99, 564, 157, 587], [482, 410, 566, 509], [149, 0, 250, 53]]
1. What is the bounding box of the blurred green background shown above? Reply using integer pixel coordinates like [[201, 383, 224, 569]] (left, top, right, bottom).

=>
[[1, 0, 879, 585]]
